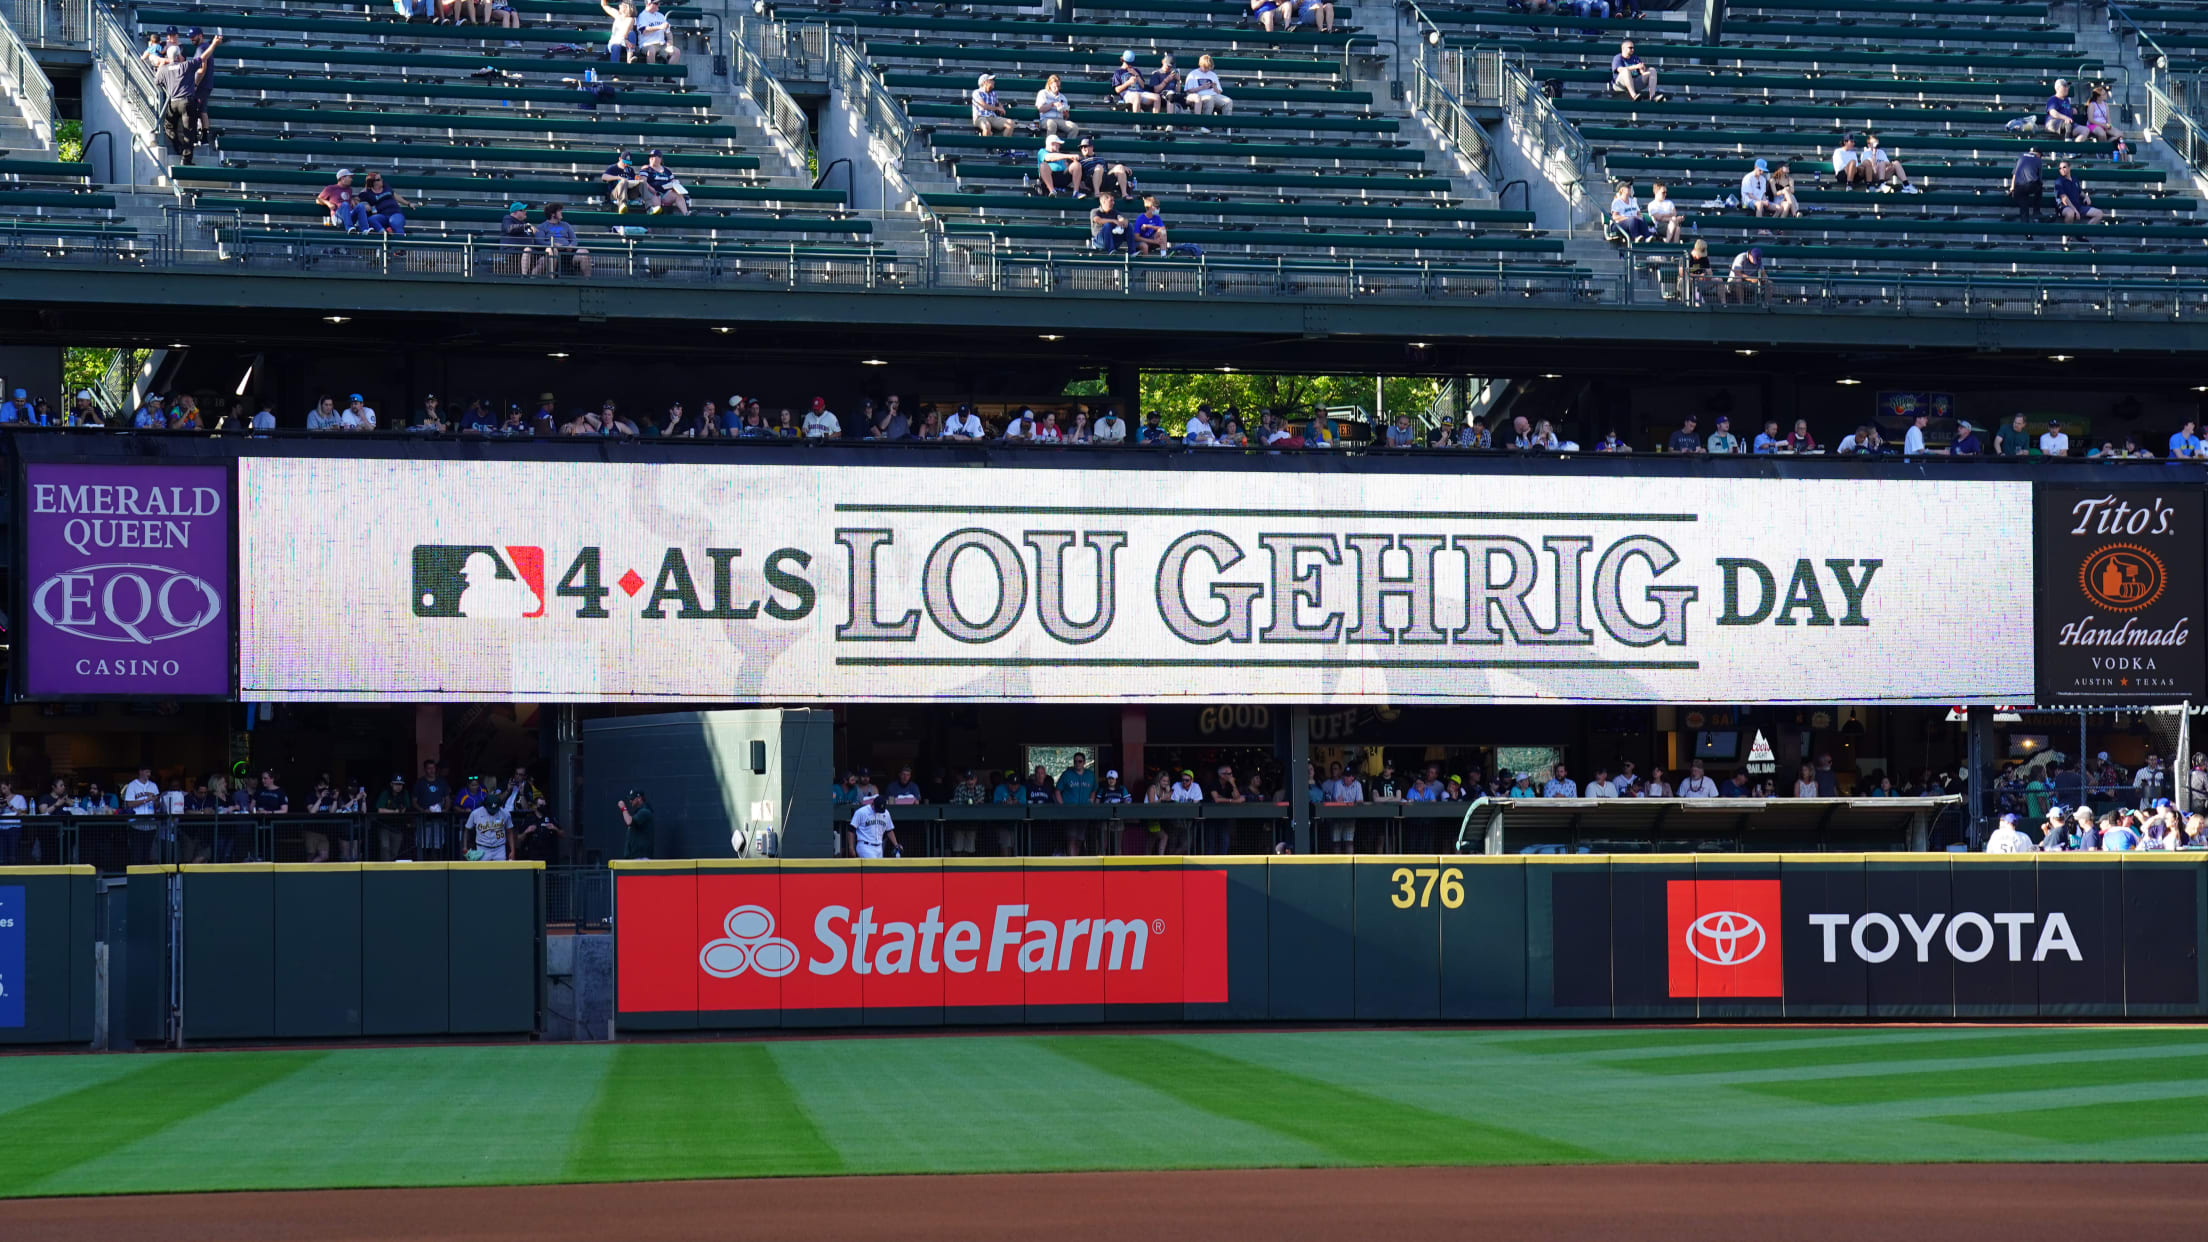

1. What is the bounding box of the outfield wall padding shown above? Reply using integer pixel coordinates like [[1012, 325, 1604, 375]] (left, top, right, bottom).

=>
[[0, 866, 97, 1046], [614, 855, 2208, 1028], [162, 863, 543, 1042]]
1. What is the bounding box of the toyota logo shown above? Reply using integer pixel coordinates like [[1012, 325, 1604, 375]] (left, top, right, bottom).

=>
[[1685, 910, 1767, 966]]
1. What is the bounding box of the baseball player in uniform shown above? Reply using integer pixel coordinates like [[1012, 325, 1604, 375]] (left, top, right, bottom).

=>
[[849, 796, 902, 860], [468, 786, 522, 861]]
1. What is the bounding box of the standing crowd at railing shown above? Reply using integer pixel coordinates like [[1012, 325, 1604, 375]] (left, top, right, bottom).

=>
[[0, 760, 566, 870]]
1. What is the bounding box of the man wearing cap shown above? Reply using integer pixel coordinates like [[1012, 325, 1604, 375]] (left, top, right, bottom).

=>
[[1110, 52, 1161, 112], [945, 403, 984, 439], [802, 397, 841, 438], [601, 152, 647, 213], [1703, 414, 1741, 454], [338, 393, 377, 432], [153, 41, 215, 164], [616, 789, 656, 861], [1740, 157, 1774, 218], [971, 73, 1015, 136], [2038, 805, 2072, 851], [1950, 420, 1983, 455], [1074, 135, 1134, 200], [1037, 135, 1079, 196], [2045, 78, 2078, 137], [640, 149, 691, 215], [2009, 146, 2045, 222], [848, 795, 901, 860], [2038, 417, 2070, 457], [1832, 135, 1871, 188], [1986, 813, 2034, 854], [499, 201, 535, 272], [632, 0, 679, 63], [316, 168, 369, 232]]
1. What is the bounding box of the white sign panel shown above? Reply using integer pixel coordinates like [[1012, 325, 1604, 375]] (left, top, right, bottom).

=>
[[237, 458, 2034, 704]]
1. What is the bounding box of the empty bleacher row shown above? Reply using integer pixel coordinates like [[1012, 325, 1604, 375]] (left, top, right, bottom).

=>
[[94, 0, 879, 271], [767, 0, 1585, 286], [1429, 0, 2208, 286]]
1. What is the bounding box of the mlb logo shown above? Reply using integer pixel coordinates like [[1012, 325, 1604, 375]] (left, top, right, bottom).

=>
[[412, 545, 546, 618], [1666, 879, 1783, 999]]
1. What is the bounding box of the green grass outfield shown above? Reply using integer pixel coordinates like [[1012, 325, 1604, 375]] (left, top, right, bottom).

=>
[[4, 1026, 2208, 1197]]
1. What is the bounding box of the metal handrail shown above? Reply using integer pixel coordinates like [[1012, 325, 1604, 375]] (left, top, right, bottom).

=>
[[92, 5, 169, 188], [1407, 24, 1496, 179], [1500, 58, 1596, 227], [0, 6, 54, 147], [728, 28, 815, 172], [0, 0, 88, 50], [2146, 76, 2208, 184], [831, 27, 911, 165]]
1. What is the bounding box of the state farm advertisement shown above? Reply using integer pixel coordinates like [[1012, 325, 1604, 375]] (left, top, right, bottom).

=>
[[616, 865, 1229, 1019], [22, 463, 231, 698], [236, 456, 2034, 704]]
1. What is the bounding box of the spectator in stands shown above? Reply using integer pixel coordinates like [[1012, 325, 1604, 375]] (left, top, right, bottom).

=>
[[1835, 423, 1880, 455], [1594, 428, 1630, 452], [1296, 0, 1337, 32], [360, 173, 410, 236], [602, 153, 648, 214], [1641, 767, 1674, 798], [1952, 420, 1984, 455], [1607, 181, 1649, 242], [1646, 182, 1681, 243], [0, 389, 39, 424], [1094, 406, 1127, 444], [1832, 135, 1871, 189], [1036, 136, 1078, 196], [1249, 0, 1293, 33], [1139, 411, 1170, 444], [2082, 84, 2118, 142], [633, 0, 679, 64], [1132, 195, 1170, 256], [803, 396, 841, 437], [1725, 246, 1767, 304], [1683, 237, 1712, 304], [1995, 412, 2031, 455], [1035, 74, 1078, 140], [640, 151, 691, 215], [1076, 136, 1134, 199], [339, 393, 376, 431], [317, 170, 369, 232], [533, 203, 591, 277], [1985, 813, 2034, 853], [1611, 41, 1658, 102], [971, 73, 1015, 137], [1184, 403, 1218, 445], [1665, 414, 1701, 453], [1740, 158, 1774, 219], [1112, 52, 1161, 112], [153, 44, 216, 166], [1864, 136, 1912, 191], [2009, 147, 2045, 222], [2053, 162, 2106, 225], [2044, 79, 2078, 138], [2039, 418, 2071, 457], [945, 403, 984, 439], [1149, 55, 1184, 114], [1542, 763, 1578, 798], [181, 34, 223, 154], [600, 0, 639, 62], [1751, 419, 1781, 453], [1678, 762, 1719, 798], [1705, 414, 1741, 454], [1090, 191, 1132, 253], [129, 394, 162, 429], [304, 395, 339, 430], [499, 202, 536, 271], [2170, 420, 2201, 459], [1767, 162, 1799, 219], [1186, 55, 1234, 128]]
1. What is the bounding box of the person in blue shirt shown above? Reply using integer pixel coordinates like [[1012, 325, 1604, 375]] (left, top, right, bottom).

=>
[[602, 153, 647, 213], [0, 388, 45, 424], [2045, 79, 2078, 137], [1036, 135, 1079, 196], [1110, 52, 1159, 111], [530, 202, 591, 278], [1147, 54, 1182, 112], [1951, 420, 1984, 455], [2101, 813, 2141, 852], [1137, 411, 1170, 444], [2052, 160, 2105, 224], [1611, 39, 1658, 101], [639, 150, 690, 215], [1752, 419, 1782, 454], [1131, 195, 1169, 256], [2170, 420, 2201, 459]]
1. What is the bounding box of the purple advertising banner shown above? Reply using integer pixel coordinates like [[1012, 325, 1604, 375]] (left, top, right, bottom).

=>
[[23, 464, 231, 697]]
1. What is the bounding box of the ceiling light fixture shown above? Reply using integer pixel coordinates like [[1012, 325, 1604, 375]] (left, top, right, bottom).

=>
[[1836, 377, 1863, 386], [2048, 353, 2075, 362], [1735, 348, 1758, 356], [323, 315, 351, 324], [547, 351, 571, 359], [711, 326, 733, 334], [1039, 333, 1065, 342], [860, 358, 888, 366]]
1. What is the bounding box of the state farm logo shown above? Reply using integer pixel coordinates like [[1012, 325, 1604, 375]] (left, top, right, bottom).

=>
[[1667, 879, 1784, 999], [2080, 543, 2165, 613], [31, 563, 223, 643], [1684, 910, 1766, 966], [699, 905, 800, 979]]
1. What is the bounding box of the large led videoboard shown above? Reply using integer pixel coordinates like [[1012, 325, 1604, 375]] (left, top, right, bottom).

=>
[[237, 457, 2035, 704]]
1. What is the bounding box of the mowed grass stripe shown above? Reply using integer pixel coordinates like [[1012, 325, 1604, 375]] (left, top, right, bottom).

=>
[[1042, 1036, 1594, 1166], [1743, 1050, 2208, 1106], [1489, 1029, 1858, 1056], [564, 1043, 841, 1182], [1931, 1093, 2208, 1143], [1615, 1028, 2208, 1076], [0, 1051, 329, 1196]]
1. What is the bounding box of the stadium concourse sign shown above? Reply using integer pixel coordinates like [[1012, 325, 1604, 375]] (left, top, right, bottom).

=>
[[237, 458, 2039, 703], [20, 463, 231, 698], [613, 857, 2208, 1028], [2033, 486, 2206, 703]]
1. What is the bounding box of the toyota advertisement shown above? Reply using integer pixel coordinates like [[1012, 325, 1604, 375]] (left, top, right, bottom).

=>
[[22, 463, 231, 698], [236, 457, 2038, 704], [614, 858, 2208, 1029]]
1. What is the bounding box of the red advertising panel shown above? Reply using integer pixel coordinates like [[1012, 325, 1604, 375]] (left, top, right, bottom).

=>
[[616, 863, 1233, 1022], [695, 869, 785, 1015], [1666, 879, 1785, 999]]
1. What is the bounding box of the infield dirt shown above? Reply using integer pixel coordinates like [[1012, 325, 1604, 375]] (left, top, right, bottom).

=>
[[6, 1164, 2206, 1242]]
